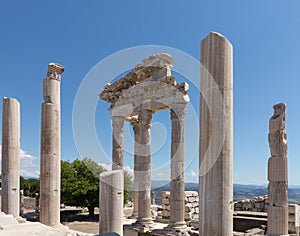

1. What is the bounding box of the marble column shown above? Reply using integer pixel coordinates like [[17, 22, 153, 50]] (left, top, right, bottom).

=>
[[131, 119, 139, 218], [199, 32, 233, 236], [169, 104, 187, 228], [40, 63, 64, 226], [99, 170, 124, 236], [111, 116, 124, 170], [1, 97, 20, 217], [267, 103, 289, 236], [136, 109, 153, 226]]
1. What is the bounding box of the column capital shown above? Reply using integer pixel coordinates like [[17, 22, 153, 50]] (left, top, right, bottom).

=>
[[138, 109, 153, 129], [111, 116, 124, 128], [46, 63, 64, 82], [170, 104, 187, 121], [130, 118, 139, 134]]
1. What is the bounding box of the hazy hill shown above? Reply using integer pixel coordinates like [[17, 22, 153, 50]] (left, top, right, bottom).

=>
[[151, 181, 300, 205]]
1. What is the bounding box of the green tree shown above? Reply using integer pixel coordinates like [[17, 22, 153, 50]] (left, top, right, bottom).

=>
[[20, 176, 40, 197], [61, 157, 106, 218], [61, 158, 133, 217], [124, 170, 133, 205]]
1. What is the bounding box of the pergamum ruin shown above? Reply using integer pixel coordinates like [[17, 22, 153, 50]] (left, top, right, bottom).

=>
[[0, 32, 299, 236]]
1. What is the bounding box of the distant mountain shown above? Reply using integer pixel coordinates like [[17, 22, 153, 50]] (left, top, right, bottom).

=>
[[150, 181, 300, 205], [234, 184, 267, 191]]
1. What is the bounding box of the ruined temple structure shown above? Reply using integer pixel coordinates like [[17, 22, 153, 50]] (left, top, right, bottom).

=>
[[99, 53, 190, 235], [267, 103, 289, 235]]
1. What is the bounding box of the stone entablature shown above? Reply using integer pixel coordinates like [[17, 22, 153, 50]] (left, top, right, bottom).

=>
[[111, 79, 189, 118], [100, 54, 188, 107]]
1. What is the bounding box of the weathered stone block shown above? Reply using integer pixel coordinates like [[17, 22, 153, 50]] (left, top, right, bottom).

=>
[[162, 199, 170, 205], [162, 210, 170, 218], [185, 191, 198, 197], [162, 191, 170, 199]]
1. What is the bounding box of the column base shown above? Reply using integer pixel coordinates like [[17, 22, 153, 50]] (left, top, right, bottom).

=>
[[163, 223, 190, 236], [134, 217, 153, 225], [131, 218, 154, 233], [128, 213, 138, 219], [165, 221, 187, 229]]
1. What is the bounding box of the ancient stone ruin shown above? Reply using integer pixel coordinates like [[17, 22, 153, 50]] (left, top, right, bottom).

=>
[[267, 103, 289, 235], [161, 191, 199, 224], [0, 32, 297, 236], [99, 53, 190, 235]]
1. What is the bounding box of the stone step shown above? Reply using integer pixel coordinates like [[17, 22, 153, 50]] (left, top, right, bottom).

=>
[[0, 213, 19, 227]]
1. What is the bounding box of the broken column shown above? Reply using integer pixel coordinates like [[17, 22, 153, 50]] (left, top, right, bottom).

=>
[[168, 104, 187, 228], [136, 109, 153, 226], [1, 97, 20, 217], [99, 170, 124, 236], [40, 63, 64, 226], [199, 32, 233, 236], [267, 103, 288, 235]]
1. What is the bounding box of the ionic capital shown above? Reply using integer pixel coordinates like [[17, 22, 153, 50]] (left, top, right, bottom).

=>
[[130, 117, 139, 135]]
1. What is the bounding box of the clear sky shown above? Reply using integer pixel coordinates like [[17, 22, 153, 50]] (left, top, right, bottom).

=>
[[1, 0, 300, 185]]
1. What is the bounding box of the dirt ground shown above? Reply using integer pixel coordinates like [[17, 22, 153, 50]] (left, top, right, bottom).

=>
[[23, 207, 100, 235]]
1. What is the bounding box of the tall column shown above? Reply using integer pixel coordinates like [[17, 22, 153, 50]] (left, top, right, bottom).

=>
[[169, 104, 187, 228], [40, 63, 64, 226], [199, 32, 233, 236], [99, 170, 124, 236], [111, 116, 124, 170], [131, 119, 139, 218], [267, 103, 288, 236], [1, 97, 20, 217], [136, 109, 153, 226]]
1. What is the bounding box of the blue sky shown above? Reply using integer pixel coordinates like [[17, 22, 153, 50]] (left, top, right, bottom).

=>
[[1, 1, 300, 184]]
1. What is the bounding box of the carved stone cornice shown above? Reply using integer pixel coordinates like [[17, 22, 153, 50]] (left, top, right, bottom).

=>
[[99, 54, 181, 103]]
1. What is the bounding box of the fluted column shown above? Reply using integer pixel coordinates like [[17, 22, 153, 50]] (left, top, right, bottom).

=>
[[1, 97, 20, 217], [267, 103, 289, 236], [131, 119, 139, 218], [169, 104, 187, 228], [136, 109, 153, 225], [40, 63, 64, 226], [199, 32, 233, 236], [111, 116, 124, 170]]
